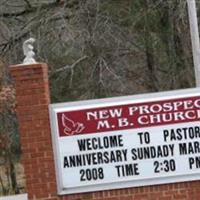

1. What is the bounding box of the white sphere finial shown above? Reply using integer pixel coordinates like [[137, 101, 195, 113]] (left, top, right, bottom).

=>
[[22, 38, 36, 64]]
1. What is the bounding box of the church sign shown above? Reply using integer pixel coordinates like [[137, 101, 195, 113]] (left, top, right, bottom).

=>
[[49, 88, 200, 195]]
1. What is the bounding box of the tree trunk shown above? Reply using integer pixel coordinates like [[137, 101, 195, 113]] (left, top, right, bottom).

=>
[[144, 0, 158, 91], [8, 153, 19, 194]]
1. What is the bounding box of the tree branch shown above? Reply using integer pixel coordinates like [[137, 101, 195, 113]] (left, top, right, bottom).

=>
[[23, 0, 32, 9], [53, 56, 88, 74]]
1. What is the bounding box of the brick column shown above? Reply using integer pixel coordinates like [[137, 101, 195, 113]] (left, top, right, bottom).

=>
[[10, 63, 58, 200]]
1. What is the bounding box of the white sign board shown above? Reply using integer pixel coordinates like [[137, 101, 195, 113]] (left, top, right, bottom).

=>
[[49, 88, 200, 195]]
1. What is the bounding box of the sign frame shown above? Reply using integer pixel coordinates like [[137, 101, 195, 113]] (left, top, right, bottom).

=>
[[49, 87, 200, 195]]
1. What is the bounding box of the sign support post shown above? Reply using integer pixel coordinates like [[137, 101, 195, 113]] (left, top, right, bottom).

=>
[[187, 0, 200, 87]]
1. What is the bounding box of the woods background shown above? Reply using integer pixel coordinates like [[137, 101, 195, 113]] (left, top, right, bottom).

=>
[[0, 0, 198, 196]]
